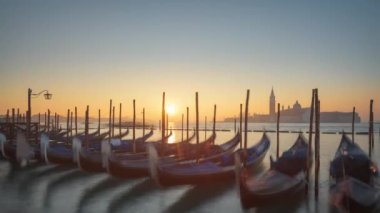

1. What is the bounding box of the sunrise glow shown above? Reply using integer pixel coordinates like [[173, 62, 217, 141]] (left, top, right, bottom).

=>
[[166, 104, 176, 116]]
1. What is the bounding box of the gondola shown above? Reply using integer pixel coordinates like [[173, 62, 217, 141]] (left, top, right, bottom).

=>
[[80, 129, 128, 151], [329, 133, 379, 212], [111, 130, 170, 153], [237, 134, 310, 208], [77, 129, 154, 172], [108, 130, 196, 162], [107, 132, 222, 179], [0, 131, 38, 163], [0, 132, 16, 160], [149, 132, 270, 186], [49, 129, 70, 140], [41, 130, 109, 163], [42, 130, 115, 165], [49, 129, 98, 142]]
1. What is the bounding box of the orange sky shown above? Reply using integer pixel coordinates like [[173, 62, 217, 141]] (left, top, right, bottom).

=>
[[1, 1, 379, 122]]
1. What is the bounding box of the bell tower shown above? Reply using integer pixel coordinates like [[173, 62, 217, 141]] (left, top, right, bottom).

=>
[[270, 87, 276, 116]]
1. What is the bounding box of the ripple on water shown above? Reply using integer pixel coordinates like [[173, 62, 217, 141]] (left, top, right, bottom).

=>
[[0, 131, 379, 213]]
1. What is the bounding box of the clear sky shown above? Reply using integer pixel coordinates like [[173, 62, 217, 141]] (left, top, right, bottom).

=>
[[1, 0, 379, 122]]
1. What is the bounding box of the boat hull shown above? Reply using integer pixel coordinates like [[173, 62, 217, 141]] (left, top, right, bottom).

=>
[[157, 166, 235, 186], [239, 174, 305, 208], [3, 143, 17, 162], [46, 147, 74, 165], [157, 148, 267, 186], [108, 159, 149, 178], [78, 150, 104, 172], [3, 142, 42, 163]]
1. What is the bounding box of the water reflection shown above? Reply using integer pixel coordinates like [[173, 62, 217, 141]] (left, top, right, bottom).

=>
[[107, 178, 157, 213], [76, 176, 126, 213], [43, 170, 86, 207], [0, 128, 379, 213], [166, 181, 234, 212], [17, 165, 74, 198], [167, 132, 176, 144]]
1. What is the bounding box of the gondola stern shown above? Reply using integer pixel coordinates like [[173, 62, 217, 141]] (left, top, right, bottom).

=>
[[72, 137, 83, 171], [0, 133, 8, 159], [40, 133, 50, 163], [147, 143, 162, 186]]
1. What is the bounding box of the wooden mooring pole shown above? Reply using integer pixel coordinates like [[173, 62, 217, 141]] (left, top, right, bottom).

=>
[[56, 114, 60, 131], [276, 103, 280, 159], [70, 111, 73, 137], [75, 107, 78, 135], [181, 113, 184, 142], [6, 109, 9, 123], [314, 89, 320, 198], [9, 108, 14, 139], [52, 112, 55, 131], [370, 101, 373, 151], [371, 101, 374, 149], [112, 106, 115, 138], [85, 106, 89, 149], [352, 107, 355, 142], [98, 109, 101, 135], [204, 116, 207, 140], [166, 113, 169, 136], [16, 108, 19, 123], [234, 118, 237, 133], [119, 103, 122, 138], [142, 107, 145, 136], [369, 100, 373, 158], [195, 92, 199, 162], [240, 104, 243, 149], [213, 104, 216, 140], [44, 112, 47, 130], [186, 107, 189, 141], [133, 99, 136, 153], [66, 109, 70, 143], [58, 115, 60, 130], [162, 92, 165, 145], [47, 109, 50, 133], [109, 100, 112, 142], [244, 90, 250, 165], [53, 113, 56, 131], [12, 108, 15, 124], [306, 89, 315, 193]]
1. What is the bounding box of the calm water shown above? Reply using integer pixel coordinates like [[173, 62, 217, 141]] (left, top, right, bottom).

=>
[[1, 123, 379, 213]]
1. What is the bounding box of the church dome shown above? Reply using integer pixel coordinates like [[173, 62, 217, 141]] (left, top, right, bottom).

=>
[[293, 100, 302, 110]]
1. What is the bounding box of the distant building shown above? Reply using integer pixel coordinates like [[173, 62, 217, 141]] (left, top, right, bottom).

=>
[[269, 87, 276, 116], [224, 88, 361, 123]]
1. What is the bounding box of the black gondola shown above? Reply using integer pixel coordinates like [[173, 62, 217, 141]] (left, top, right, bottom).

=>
[[43, 130, 113, 165], [107, 132, 220, 179], [77, 129, 154, 172], [149, 132, 270, 186], [329, 133, 379, 212], [238, 134, 311, 208]]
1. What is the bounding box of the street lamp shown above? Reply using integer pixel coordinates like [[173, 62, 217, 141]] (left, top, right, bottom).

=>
[[27, 88, 52, 141]]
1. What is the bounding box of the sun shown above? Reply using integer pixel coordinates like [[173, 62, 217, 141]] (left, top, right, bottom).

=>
[[166, 104, 176, 116]]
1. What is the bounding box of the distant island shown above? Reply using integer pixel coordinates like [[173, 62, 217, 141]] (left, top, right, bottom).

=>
[[224, 88, 361, 123]]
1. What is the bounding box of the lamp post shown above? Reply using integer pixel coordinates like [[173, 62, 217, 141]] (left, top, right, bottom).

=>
[[27, 88, 52, 141]]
